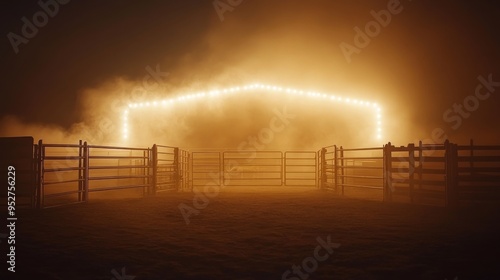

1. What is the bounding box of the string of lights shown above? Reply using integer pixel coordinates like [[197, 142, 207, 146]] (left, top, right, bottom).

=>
[[122, 83, 383, 141]]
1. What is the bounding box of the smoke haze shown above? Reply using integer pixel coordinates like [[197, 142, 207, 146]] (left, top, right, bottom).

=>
[[1, 1, 499, 147]]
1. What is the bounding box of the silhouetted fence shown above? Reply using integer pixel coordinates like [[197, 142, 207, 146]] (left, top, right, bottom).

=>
[[320, 140, 500, 207], [2, 137, 499, 209], [33, 141, 189, 208]]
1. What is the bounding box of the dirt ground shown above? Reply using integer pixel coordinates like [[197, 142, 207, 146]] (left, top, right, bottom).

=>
[[9, 188, 500, 280]]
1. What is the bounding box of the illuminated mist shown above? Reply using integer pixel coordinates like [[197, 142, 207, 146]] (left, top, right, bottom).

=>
[[1, 1, 499, 147]]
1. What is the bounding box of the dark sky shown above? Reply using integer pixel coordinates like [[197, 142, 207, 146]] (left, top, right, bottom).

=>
[[1, 0, 499, 144]]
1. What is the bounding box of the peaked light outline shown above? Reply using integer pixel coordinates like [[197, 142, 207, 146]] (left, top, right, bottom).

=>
[[121, 83, 383, 141]]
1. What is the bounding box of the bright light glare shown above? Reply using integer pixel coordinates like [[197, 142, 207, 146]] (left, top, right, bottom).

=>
[[121, 83, 383, 142]]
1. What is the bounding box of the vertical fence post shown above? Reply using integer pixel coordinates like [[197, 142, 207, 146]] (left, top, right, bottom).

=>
[[334, 145, 338, 194], [187, 151, 192, 191], [340, 146, 345, 196], [445, 141, 458, 208], [143, 150, 147, 196], [409, 143, 415, 203], [470, 139, 474, 178], [31, 143, 37, 209], [316, 150, 320, 189], [36, 140, 43, 209], [383, 142, 393, 202], [83, 141, 89, 203], [78, 140, 83, 202], [320, 148, 327, 190], [283, 152, 287, 187], [445, 140, 450, 207], [219, 152, 223, 188], [418, 141, 423, 196], [174, 147, 179, 190], [151, 145, 158, 195]]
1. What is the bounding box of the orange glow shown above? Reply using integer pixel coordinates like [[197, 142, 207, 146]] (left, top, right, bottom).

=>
[[122, 83, 383, 142]]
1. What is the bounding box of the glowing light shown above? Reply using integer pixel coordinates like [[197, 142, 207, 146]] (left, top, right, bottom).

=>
[[121, 83, 384, 141]]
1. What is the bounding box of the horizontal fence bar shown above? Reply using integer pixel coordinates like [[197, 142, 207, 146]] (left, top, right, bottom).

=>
[[339, 175, 383, 180], [87, 145, 149, 151], [457, 156, 500, 162], [43, 179, 84, 185], [89, 165, 149, 170], [339, 183, 382, 189], [88, 155, 147, 160], [339, 157, 383, 160], [43, 156, 82, 160], [42, 144, 82, 148], [44, 167, 85, 172], [88, 175, 150, 181], [457, 145, 500, 150], [338, 147, 383, 152], [88, 185, 149, 192]]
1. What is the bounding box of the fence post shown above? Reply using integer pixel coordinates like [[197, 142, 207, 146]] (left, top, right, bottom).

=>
[[320, 148, 327, 190], [31, 143, 37, 209], [383, 142, 393, 202], [36, 139, 43, 209], [334, 145, 338, 194], [78, 140, 83, 202], [445, 140, 458, 208], [83, 141, 89, 203], [409, 143, 415, 203], [418, 141, 423, 195], [151, 145, 158, 195], [174, 147, 180, 190], [340, 146, 345, 196], [470, 139, 474, 178]]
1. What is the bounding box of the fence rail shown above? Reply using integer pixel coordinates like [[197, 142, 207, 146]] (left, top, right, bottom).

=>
[[3, 137, 499, 209], [317, 140, 500, 206]]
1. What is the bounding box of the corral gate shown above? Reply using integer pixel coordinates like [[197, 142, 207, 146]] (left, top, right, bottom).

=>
[[190, 150, 318, 188], [153, 145, 190, 192]]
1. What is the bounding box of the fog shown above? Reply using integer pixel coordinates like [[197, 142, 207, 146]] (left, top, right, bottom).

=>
[[1, 1, 499, 148]]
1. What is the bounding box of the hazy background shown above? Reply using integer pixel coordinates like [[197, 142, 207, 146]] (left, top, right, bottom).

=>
[[1, 0, 499, 149]]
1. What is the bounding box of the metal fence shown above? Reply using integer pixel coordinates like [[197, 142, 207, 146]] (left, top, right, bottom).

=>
[[222, 151, 283, 186], [318, 140, 500, 206], [284, 151, 317, 187], [37, 140, 152, 208], [4, 137, 499, 208], [319, 145, 384, 199]]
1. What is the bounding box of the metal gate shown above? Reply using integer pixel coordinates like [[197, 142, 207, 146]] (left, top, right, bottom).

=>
[[284, 151, 317, 187], [223, 151, 283, 186], [38, 141, 151, 208], [191, 151, 221, 189], [153, 145, 191, 192], [189, 150, 318, 187]]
